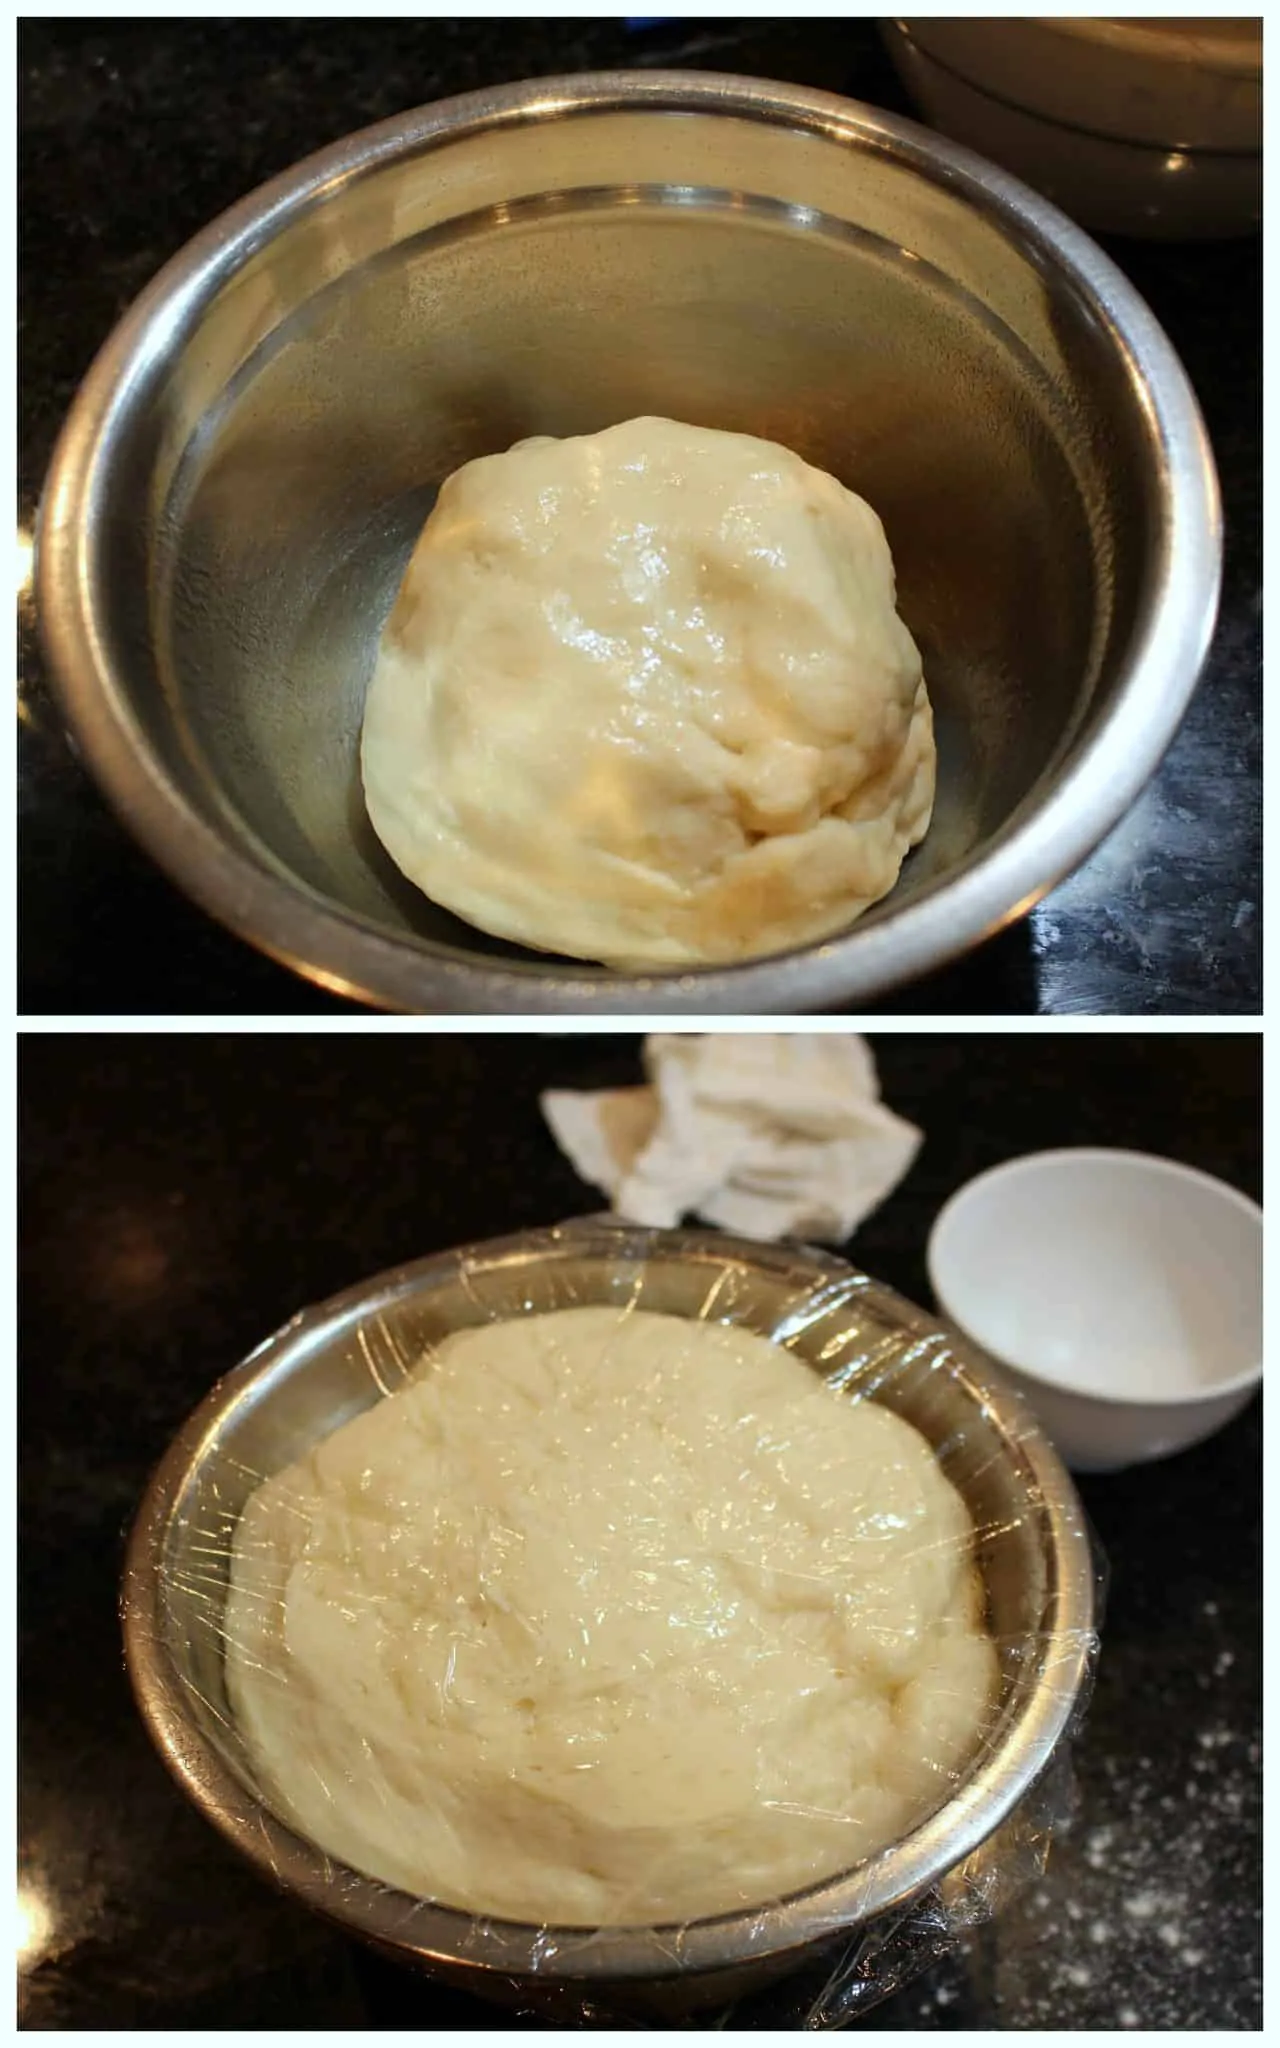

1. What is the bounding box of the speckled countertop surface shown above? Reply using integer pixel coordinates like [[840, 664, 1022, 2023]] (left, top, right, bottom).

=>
[[18, 18, 1261, 1017], [19, 1032, 1260, 2027]]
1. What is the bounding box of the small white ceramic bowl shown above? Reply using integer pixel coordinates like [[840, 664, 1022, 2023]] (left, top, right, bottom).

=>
[[928, 1149, 1262, 1473]]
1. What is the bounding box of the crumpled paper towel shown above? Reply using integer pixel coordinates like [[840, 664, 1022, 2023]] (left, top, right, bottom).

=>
[[541, 1034, 921, 1243]]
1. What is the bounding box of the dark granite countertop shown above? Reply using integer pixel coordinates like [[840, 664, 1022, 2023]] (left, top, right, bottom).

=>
[[18, 18, 1260, 1017], [20, 1031, 1260, 2028]]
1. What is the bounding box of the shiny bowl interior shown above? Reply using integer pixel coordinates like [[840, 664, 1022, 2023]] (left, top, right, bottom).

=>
[[121, 1223, 1096, 2020], [39, 71, 1219, 1012]]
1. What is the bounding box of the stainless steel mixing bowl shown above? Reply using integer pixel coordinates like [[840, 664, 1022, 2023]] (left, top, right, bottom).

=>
[[121, 1222, 1096, 2021], [39, 71, 1219, 1013]]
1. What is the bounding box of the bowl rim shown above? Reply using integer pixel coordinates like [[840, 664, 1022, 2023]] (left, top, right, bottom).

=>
[[960, 15, 1263, 81], [927, 1146, 1264, 1409], [120, 1222, 1097, 1985], [37, 68, 1222, 1015]]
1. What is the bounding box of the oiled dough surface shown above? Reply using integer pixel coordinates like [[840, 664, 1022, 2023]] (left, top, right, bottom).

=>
[[225, 1307, 996, 1927], [360, 418, 935, 968]]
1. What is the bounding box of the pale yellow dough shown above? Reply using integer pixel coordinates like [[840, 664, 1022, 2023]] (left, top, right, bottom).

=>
[[225, 1307, 996, 1927], [360, 417, 935, 968]]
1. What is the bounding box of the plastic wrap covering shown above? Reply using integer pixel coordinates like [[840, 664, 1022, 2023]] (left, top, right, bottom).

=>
[[122, 1220, 1099, 2027]]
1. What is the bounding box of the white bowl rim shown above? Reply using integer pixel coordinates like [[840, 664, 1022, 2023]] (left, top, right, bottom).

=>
[[927, 1145, 1263, 1411]]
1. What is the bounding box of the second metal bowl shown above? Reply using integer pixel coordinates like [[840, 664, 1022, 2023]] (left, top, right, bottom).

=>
[[121, 1223, 1095, 2022]]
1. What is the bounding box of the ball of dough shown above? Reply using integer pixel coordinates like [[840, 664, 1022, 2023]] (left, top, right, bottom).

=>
[[361, 417, 934, 968]]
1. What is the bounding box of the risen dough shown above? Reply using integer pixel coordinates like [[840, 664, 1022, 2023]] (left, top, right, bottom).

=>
[[360, 417, 934, 968], [225, 1307, 996, 1927]]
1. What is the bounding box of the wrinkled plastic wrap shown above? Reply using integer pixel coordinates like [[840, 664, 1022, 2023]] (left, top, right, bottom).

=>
[[132, 1220, 1101, 2029]]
